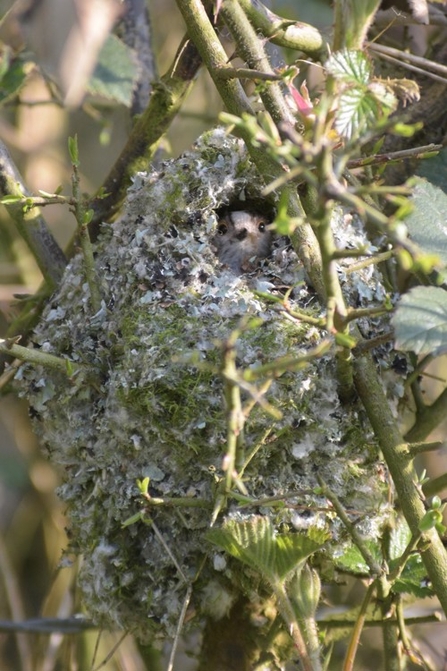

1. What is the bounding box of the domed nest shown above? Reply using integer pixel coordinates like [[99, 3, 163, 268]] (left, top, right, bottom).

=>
[[17, 128, 389, 640]]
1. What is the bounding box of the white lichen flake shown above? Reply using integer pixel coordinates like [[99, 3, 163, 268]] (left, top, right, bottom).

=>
[[18, 128, 391, 641]]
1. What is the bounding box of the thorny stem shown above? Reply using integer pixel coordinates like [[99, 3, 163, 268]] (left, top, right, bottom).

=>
[[345, 305, 390, 323], [407, 440, 446, 457], [395, 598, 416, 665], [370, 46, 447, 85], [243, 339, 331, 381], [120, 0, 158, 115], [221, 330, 246, 491], [341, 250, 393, 271], [323, 613, 442, 629], [301, 168, 354, 400], [215, 66, 283, 81], [220, 0, 296, 126], [346, 143, 443, 169], [143, 494, 212, 508], [167, 585, 193, 671], [141, 515, 188, 583], [273, 583, 319, 671], [354, 355, 447, 616], [368, 41, 447, 78]]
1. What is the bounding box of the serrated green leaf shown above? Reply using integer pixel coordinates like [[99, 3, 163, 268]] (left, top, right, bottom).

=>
[[275, 533, 322, 579], [385, 519, 434, 597], [333, 540, 382, 575], [393, 286, 447, 355], [208, 517, 276, 579], [387, 519, 411, 561], [208, 517, 324, 582], [390, 554, 433, 598], [87, 34, 137, 107], [393, 575, 433, 598], [326, 49, 372, 85], [405, 179, 447, 265], [335, 86, 392, 140]]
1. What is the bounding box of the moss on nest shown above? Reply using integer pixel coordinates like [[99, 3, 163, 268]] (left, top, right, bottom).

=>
[[17, 128, 391, 640]]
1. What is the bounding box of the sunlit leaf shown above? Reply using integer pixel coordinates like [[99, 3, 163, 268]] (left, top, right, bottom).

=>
[[405, 178, 447, 264], [326, 49, 372, 86], [393, 286, 447, 355], [208, 517, 324, 582]]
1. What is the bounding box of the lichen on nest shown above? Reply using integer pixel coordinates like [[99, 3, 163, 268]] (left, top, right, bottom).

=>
[[17, 128, 391, 640]]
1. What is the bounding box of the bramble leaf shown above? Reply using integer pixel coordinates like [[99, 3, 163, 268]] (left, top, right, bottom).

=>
[[393, 286, 447, 355]]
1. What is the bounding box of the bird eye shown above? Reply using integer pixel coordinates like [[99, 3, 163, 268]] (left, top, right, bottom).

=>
[[217, 223, 228, 236]]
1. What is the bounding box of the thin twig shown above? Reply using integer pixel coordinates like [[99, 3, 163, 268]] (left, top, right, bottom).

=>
[[166, 585, 193, 671], [369, 41, 447, 78], [370, 49, 447, 85], [347, 143, 443, 169], [0, 140, 66, 289]]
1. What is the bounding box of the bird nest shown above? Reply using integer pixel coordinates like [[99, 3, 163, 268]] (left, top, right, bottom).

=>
[[17, 127, 390, 640]]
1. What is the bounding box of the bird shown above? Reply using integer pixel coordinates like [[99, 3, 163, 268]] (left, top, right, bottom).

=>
[[212, 210, 273, 273]]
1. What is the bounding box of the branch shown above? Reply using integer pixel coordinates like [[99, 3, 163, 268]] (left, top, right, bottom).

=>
[[220, 0, 296, 125], [368, 41, 447, 85], [120, 0, 158, 114], [354, 354, 447, 616], [0, 141, 67, 290], [88, 34, 203, 238], [237, 0, 326, 59], [405, 387, 447, 443]]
